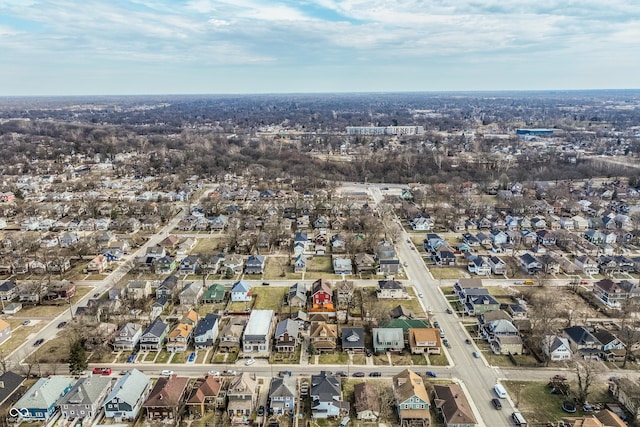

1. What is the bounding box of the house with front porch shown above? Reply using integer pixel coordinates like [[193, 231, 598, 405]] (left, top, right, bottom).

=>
[[373, 327, 405, 353], [377, 279, 409, 299], [242, 309, 275, 354], [392, 369, 431, 426], [227, 373, 258, 421], [274, 318, 299, 353], [112, 322, 142, 351], [139, 318, 169, 351], [310, 322, 338, 354], [409, 328, 441, 355], [104, 369, 151, 421], [311, 371, 349, 419]]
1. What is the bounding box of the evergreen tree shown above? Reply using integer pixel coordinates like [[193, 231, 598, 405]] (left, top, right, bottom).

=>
[[68, 340, 88, 374]]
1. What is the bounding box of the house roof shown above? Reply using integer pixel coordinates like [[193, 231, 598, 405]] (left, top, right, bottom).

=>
[[194, 313, 219, 337], [275, 319, 299, 339], [142, 318, 168, 339], [311, 371, 340, 402], [221, 317, 246, 338], [269, 377, 296, 399], [244, 310, 274, 338], [378, 280, 404, 290], [389, 305, 414, 319], [393, 369, 429, 405], [373, 328, 404, 344], [186, 376, 222, 405], [143, 375, 189, 408], [13, 376, 73, 410], [592, 329, 617, 346], [0, 371, 25, 405], [105, 369, 150, 407], [433, 384, 477, 425], [341, 327, 365, 349], [58, 375, 112, 406], [353, 382, 380, 415], [229, 372, 257, 394], [310, 322, 337, 339], [409, 328, 441, 347], [312, 278, 332, 295], [231, 280, 251, 294], [564, 326, 598, 346], [594, 409, 626, 427]]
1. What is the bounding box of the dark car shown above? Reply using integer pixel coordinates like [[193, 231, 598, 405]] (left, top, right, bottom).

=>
[[472, 351, 480, 358], [352, 372, 365, 377], [369, 372, 381, 377], [446, 308, 453, 314], [426, 371, 437, 378], [257, 405, 265, 416], [465, 338, 472, 344], [335, 371, 347, 377], [262, 282, 270, 286], [57, 321, 67, 328], [365, 350, 372, 357], [33, 338, 44, 346], [492, 398, 502, 409]]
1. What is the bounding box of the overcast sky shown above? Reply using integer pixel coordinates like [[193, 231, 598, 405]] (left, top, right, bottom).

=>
[[1, 0, 639, 96]]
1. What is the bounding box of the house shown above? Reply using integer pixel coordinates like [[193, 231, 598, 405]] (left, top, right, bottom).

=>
[[310, 371, 349, 419], [0, 319, 10, 345], [310, 321, 338, 353], [242, 309, 275, 354], [219, 317, 247, 352], [593, 279, 627, 309], [519, 253, 542, 275], [537, 229, 557, 246], [468, 256, 491, 276], [609, 378, 640, 424], [230, 280, 252, 302], [112, 322, 142, 351], [143, 375, 189, 421], [354, 253, 376, 274], [155, 256, 176, 275], [434, 247, 457, 265], [179, 255, 200, 275], [87, 254, 108, 273], [563, 326, 601, 360], [245, 254, 266, 275], [464, 292, 500, 316], [487, 256, 507, 275], [104, 369, 151, 421], [0, 371, 25, 408], [201, 284, 227, 304], [224, 254, 245, 274], [274, 318, 299, 353], [227, 373, 258, 421], [373, 328, 405, 353], [156, 275, 179, 299], [58, 376, 113, 422], [185, 375, 223, 416], [2, 302, 22, 315], [9, 376, 73, 422], [392, 369, 431, 426], [377, 279, 409, 299], [294, 254, 307, 273], [180, 282, 204, 306], [332, 255, 353, 275], [409, 328, 442, 354], [592, 329, 625, 361], [288, 282, 308, 308], [489, 229, 509, 245], [312, 279, 333, 306], [542, 336, 573, 361], [410, 216, 434, 231], [139, 318, 170, 351], [433, 384, 477, 427], [354, 382, 380, 421], [0, 280, 17, 301], [575, 255, 599, 275], [341, 327, 365, 353], [194, 313, 220, 349], [126, 280, 152, 300], [269, 376, 296, 415], [167, 310, 198, 352], [389, 305, 415, 319]]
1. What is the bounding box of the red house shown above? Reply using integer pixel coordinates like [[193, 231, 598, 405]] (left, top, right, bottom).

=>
[[311, 279, 333, 306]]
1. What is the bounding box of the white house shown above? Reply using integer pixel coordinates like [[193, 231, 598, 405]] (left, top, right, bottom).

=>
[[543, 336, 573, 361]]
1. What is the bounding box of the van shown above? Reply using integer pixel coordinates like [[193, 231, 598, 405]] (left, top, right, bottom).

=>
[[494, 383, 507, 399], [512, 411, 527, 426]]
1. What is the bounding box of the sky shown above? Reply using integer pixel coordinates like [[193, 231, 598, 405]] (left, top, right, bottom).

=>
[[0, 0, 639, 96]]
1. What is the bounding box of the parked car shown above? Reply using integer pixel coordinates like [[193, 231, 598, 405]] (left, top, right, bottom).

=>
[[33, 338, 44, 346], [492, 398, 502, 409], [208, 370, 221, 376], [465, 338, 471, 344], [224, 370, 237, 376], [160, 370, 174, 376], [472, 351, 479, 358], [127, 354, 136, 363], [188, 352, 196, 363], [279, 370, 292, 377], [258, 405, 265, 416], [245, 358, 256, 366], [22, 320, 30, 326], [57, 321, 67, 328], [262, 282, 270, 286], [352, 372, 365, 377], [369, 372, 382, 377], [418, 292, 424, 298], [365, 350, 372, 357], [446, 308, 453, 314], [426, 371, 437, 378], [335, 371, 347, 377]]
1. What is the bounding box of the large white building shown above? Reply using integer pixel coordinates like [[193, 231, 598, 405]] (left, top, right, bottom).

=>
[[242, 309, 275, 354], [346, 126, 424, 136]]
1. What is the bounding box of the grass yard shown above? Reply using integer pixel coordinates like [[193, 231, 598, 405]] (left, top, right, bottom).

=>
[[145, 351, 158, 362], [428, 353, 449, 366], [351, 354, 367, 365], [373, 353, 390, 365], [171, 352, 187, 364], [227, 300, 254, 312], [390, 353, 414, 365], [252, 286, 286, 310], [155, 351, 171, 363], [429, 267, 470, 280], [193, 237, 226, 254], [305, 256, 333, 274], [270, 347, 301, 364], [411, 354, 429, 365], [360, 288, 426, 318], [318, 353, 349, 364], [212, 352, 227, 363]]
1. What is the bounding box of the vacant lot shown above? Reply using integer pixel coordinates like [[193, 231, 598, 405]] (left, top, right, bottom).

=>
[[252, 286, 286, 311], [430, 266, 470, 280], [360, 287, 426, 318]]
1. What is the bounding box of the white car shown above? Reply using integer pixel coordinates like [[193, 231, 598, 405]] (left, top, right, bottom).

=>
[[418, 292, 424, 298], [208, 370, 221, 376], [245, 358, 256, 366], [160, 370, 174, 376]]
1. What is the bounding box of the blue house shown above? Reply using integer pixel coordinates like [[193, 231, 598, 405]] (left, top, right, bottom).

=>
[[268, 377, 296, 415], [9, 376, 73, 421]]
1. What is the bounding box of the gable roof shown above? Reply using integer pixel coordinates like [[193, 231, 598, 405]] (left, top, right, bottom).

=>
[[194, 313, 219, 337], [269, 377, 296, 399], [186, 376, 222, 404], [312, 278, 332, 295], [231, 280, 251, 294], [341, 327, 365, 349], [142, 318, 169, 338], [105, 369, 150, 407], [13, 376, 73, 410], [58, 376, 112, 406], [275, 319, 299, 339], [393, 369, 429, 405], [0, 371, 25, 405], [433, 383, 477, 425], [143, 375, 189, 408]]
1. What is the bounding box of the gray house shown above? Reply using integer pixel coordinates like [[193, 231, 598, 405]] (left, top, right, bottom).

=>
[[245, 254, 266, 275], [112, 322, 142, 351], [194, 313, 220, 349], [269, 377, 296, 415], [288, 282, 308, 307], [156, 275, 179, 299], [104, 369, 151, 421], [274, 319, 299, 353], [59, 376, 113, 422], [179, 282, 204, 306], [373, 328, 405, 353]]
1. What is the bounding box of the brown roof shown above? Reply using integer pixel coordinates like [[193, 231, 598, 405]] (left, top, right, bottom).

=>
[[310, 322, 337, 339], [595, 409, 626, 427], [433, 384, 477, 426], [312, 278, 332, 295], [393, 369, 430, 406], [354, 382, 380, 415], [186, 376, 222, 405], [143, 375, 189, 408], [409, 328, 441, 348]]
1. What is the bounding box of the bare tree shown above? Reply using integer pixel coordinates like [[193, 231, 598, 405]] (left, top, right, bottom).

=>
[[575, 360, 597, 405]]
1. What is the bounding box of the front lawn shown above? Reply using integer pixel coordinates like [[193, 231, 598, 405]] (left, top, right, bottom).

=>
[[270, 347, 301, 364], [317, 353, 349, 364], [429, 267, 470, 280], [428, 353, 449, 366], [252, 286, 286, 311]]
